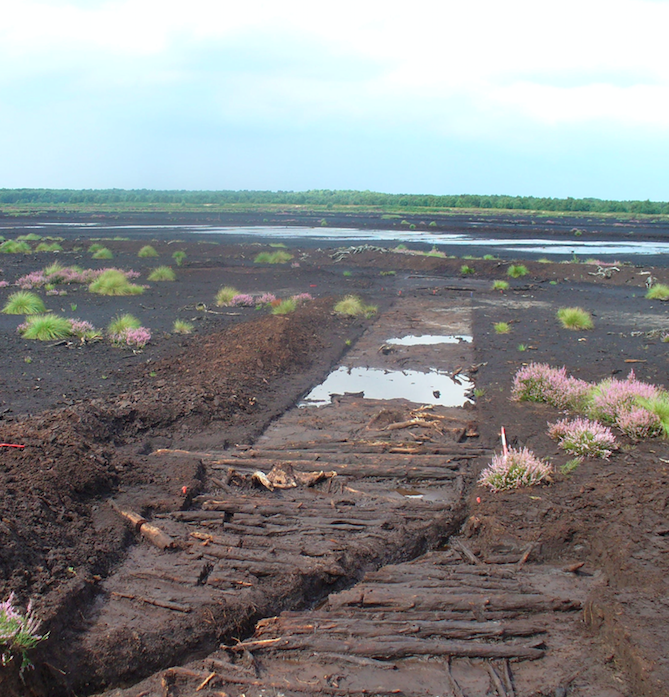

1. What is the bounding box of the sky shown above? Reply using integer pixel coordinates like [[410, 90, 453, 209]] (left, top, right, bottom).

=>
[[1, 0, 668, 200]]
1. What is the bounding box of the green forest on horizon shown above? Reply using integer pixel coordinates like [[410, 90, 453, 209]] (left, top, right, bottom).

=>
[[0, 188, 668, 215]]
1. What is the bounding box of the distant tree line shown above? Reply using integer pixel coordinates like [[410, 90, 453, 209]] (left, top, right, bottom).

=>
[[0, 188, 667, 215]]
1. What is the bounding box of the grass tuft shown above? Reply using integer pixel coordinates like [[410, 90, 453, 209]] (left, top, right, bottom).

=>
[[172, 251, 186, 266], [271, 298, 297, 315], [2, 291, 47, 315], [507, 264, 528, 278], [492, 280, 509, 291], [18, 314, 72, 341], [556, 307, 593, 330], [334, 295, 377, 318], [138, 245, 159, 258], [646, 283, 669, 300], [89, 269, 144, 296], [147, 266, 176, 281], [35, 242, 63, 252], [92, 247, 113, 259], [494, 322, 510, 334], [0, 240, 32, 254], [460, 264, 475, 275], [88, 243, 105, 254], [107, 314, 141, 336], [254, 250, 293, 264], [172, 320, 194, 334], [215, 286, 240, 306]]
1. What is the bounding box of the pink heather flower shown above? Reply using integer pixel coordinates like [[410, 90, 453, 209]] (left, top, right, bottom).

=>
[[588, 371, 660, 425], [478, 447, 552, 492], [45, 289, 59, 296], [16, 271, 48, 288], [617, 407, 663, 440], [548, 417, 616, 458], [123, 327, 151, 348], [512, 363, 591, 410], [291, 292, 313, 303], [229, 294, 256, 307], [0, 593, 47, 669], [0, 281, 8, 288], [69, 319, 96, 338], [256, 293, 277, 306]]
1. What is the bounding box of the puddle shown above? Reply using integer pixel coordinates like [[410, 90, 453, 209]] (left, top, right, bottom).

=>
[[386, 334, 472, 346], [300, 366, 473, 407]]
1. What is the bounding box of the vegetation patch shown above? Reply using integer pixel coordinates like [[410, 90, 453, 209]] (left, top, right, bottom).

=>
[[147, 266, 176, 282], [507, 264, 528, 278], [254, 250, 293, 264], [478, 447, 552, 491], [492, 280, 509, 291], [92, 247, 113, 259], [493, 322, 510, 334], [334, 295, 377, 318], [2, 292, 46, 315], [172, 251, 186, 266], [34, 242, 63, 252], [172, 320, 193, 334], [18, 314, 72, 341], [646, 283, 669, 300], [89, 270, 144, 296], [138, 245, 159, 258], [215, 286, 240, 306], [556, 307, 593, 330], [0, 240, 32, 254], [548, 417, 616, 458]]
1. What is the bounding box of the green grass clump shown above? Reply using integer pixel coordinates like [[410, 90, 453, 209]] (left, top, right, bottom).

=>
[[92, 247, 113, 259], [507, 264, 528, 278], [0, 240, 32, 254], [17, 233, 42, 241], [89, 270, 144, 296], [636, 394, 669, 437], [19, 314, 72, 341], [172, 251, 186, 266], [147, 266, 176, 281], [172, 320, 194, 334], [460, 265, 475, 275], [88, 243, 106, 254], [271, 298, 297, 315], [646, 283, 669, 300], [254, 250, 293, 264], [557, 307, 593, 330], [483, 254, 498, 260], [334, 295, 377, 318], [107, 313, 141, 336], [2, 291, 47, 315], [494, 322, 511, 334], [35, 242, 63, 252], [138, 245, 159, 258], [215, 286, 240, 306], [492, 280, 509, 291]]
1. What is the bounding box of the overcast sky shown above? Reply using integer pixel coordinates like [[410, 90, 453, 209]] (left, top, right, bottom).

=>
[[1, 0, 668, 199]]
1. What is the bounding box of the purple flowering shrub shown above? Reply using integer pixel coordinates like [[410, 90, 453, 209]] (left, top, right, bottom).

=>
[[69, 319, 101, 341], [588, 370, 660, 424], [256, 293, 277, 306], [548, 417, 616, 458], [117, 327, 151, 349], [0, 593, 48, 669], [229, 294, 256, 307], [291, 292, 313, 304], [616, 407, 664, 440], [511, 363, 591, 410], [478, 447, 552, 491], [17, 266, 139, 289], [0, 280, 9, 288]]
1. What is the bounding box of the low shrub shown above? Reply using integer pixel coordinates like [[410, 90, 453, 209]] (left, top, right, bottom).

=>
[[556, 307, 593, 330], [229, 294, 256, 307], [478, 447, 552, 491], [172, 320, 193, 334], [0, 240, 31, 254], [0, 593, 48, 670], [512, 363, 592, 411], [334, 295, 377, 318], [588, 371, 661, 425], [254, 250, 293, 264], [256, 292, 277, 306], [107, 315, 150, 348], [147, 266, 176, 282], [89, 270, 144, 296], [291, 292, 313, 304], [18, 314, 72, 341], [138, 245, 159, 258], [2, 291, 46, 315], [646, 283, 669, 300], [215, 286, 240, 306], [548, 417, 616, 458], [635, 394, 669, 437], [507, 264, 528, 278], [617, 406, 664, 440], [92, 247, 113, 259], [69, 319, 101, 341], [172, 251, 186, 266], [494, 322, 510, 334], [492, 280, 509, 291]]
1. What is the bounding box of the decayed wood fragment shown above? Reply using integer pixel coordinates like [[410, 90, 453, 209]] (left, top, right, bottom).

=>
[[110, 502, 174, 549]]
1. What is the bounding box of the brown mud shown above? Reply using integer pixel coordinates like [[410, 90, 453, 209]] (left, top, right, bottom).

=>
[[0, 213, 667, 696]]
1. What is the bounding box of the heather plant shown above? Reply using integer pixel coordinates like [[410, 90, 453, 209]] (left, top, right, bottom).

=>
[[494, 322, 510, 334], [215, 286, 240, 306], [646, 283, 669, 300], [229, 294, 256, 307], [271, 298, 297, 315], [587, 371, 661, 425], [69, 319, 101, 341], [291, 292, 313, 304], [556, 307, 593, 330], [107, 315, 150, 348], [254, 250, 293, 264], [92, 247, 114, 259], [616, 406, 664, 440], [0, 594, 47, 669], [478, 447, 552, 491], [256, 292, 277, 307], [492, 280, 509, 291], [172, 319, 193, 334], [0, 280, 8, 288], [18, 314, 72, 341], [172, 250, 186, 266], [121, 327, 151, 349], [548, 417, 616, 458], [89, 270, 144, 296], [107, 313, 141, 336], [512, 363, 592, 411], [147, 266, 176, 281], [35, 242, 63, 252], [334, 295, 377, 318], [0, 240, 32, 254], [507, 264, 528, 278], [635, 394, 669, 437], [138, 245, 159, 258], [2, 291, 46, 315]]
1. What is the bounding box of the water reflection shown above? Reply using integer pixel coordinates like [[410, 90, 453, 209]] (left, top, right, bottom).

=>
[[386, 334, 472, 346]]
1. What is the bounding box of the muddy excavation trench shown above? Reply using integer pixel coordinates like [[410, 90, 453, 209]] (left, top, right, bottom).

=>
[[0, 223, 668, 697]]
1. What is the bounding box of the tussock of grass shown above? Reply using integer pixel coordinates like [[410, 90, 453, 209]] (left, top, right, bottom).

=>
[[172, 320, 193, 334], [88, 243, 105, 254], [646, 283, 669, 300], [271, 298, 297, 315], [92, 247, 113, 259], [19, 314, 72, 341], [492, 280, 509, 291], [138, 245, 159, 258], [17, 233, 42, 241], [334, 295, 377, 318], [460, 265, 475, 275], [636, 394, 669, 437], [147, 266, 176, 281], [0, 240, 32, 254], [507, 264, 528, 278], [2, 291, 47, 315], [107, 314, 141, 336], [172, 251, 186, 266], [89, 269, 144, 296], [254, 250, 293, 264], [494, 322, 511, 334], [215, 286, 240, 306], [35, 242, 63, 252], [557, 307, 593, 330]]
